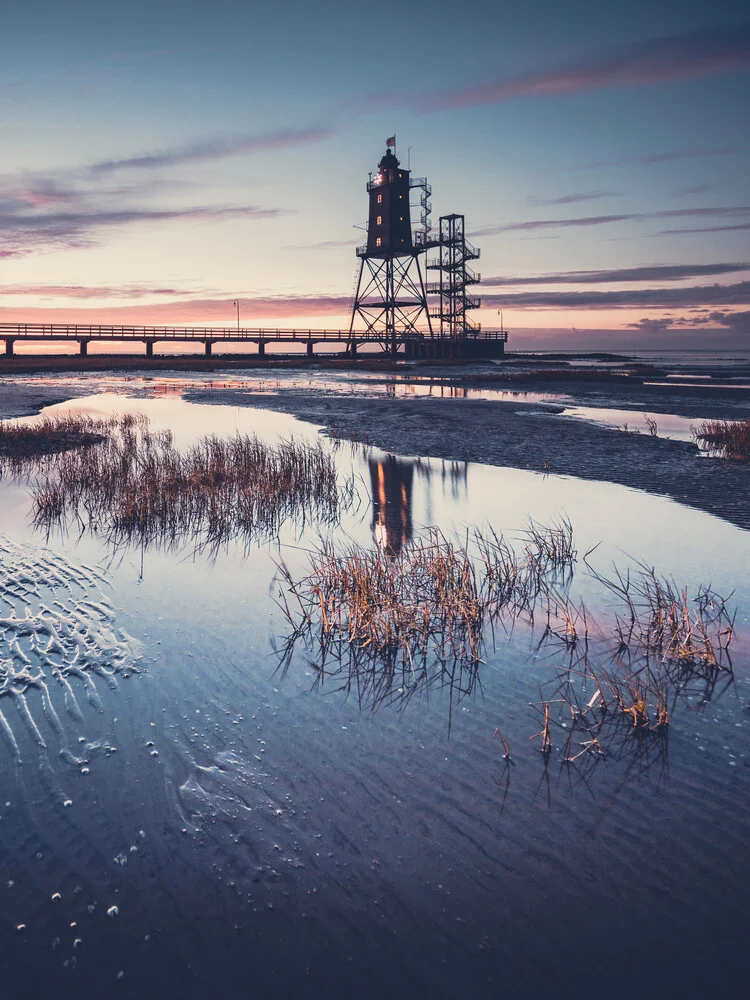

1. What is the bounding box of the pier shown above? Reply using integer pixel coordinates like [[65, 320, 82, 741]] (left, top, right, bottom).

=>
[[0, 323, 507, 359]]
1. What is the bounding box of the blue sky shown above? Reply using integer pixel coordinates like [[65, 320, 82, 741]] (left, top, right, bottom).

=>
[[1, 0, 749, 348]]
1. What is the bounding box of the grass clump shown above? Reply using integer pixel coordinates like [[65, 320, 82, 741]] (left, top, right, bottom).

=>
[[693, 418, 750, 461], [273, 519, 578, 724], [0, 414, 106, 462], [535, 561, 735, 767], [276, 518, 577, 675], [276, 522, 738, 765], [4, 413, 354, 552]]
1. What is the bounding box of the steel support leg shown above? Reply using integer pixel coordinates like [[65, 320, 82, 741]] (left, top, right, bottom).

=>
[[146, 340, 154, 358], [5, 339, 14, 357], [79, 340, 88, 356]]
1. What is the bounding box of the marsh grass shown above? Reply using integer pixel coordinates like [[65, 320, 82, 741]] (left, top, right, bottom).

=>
[[535, 562, 735, 765], [276, 523, 737, 764], [273, 518, 579, 727], [0, 414, 107, 462], [693, 418, 750, 461], [3, 413, 355, 552], [276, 517, 577, 670]]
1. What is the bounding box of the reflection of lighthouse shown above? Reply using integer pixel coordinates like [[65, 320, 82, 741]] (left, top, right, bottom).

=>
[[369, 455, 414, 557]]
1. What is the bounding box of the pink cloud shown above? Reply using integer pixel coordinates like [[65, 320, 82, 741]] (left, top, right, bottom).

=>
[[403, 25, 750, 111], [88, 125, 333, 175], [0, 293, 351, 327]]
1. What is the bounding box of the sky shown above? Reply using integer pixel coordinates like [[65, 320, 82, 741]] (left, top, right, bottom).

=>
[[1, 0, 749, 351]]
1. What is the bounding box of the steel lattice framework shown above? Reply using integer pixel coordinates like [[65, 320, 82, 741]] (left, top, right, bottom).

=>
[[426, 214, 481, 337], [349, 145, 491, 355], [349, 252, 432, 357]]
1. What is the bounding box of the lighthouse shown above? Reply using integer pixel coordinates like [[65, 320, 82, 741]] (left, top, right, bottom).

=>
[[349, 140, 502, 359], [365, 148, 413, 256], [349, 141, 432, 356]]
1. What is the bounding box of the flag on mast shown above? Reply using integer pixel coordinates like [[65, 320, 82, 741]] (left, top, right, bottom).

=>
[[385, 135, 396, 148]]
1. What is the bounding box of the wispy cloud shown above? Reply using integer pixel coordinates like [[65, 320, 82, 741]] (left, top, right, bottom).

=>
[[626, 316, 680, 334], [705, 309, 750, 333], [0, 283, 208, 300], [473, 205, 750, 237], [483, 280, 750, 309], [0, 124, 329, 257], [472, 214, 633, 237], [0, 204, 285, 256], [284, 239, 360, 251], [407, 24, 750, 111], [627, 311, 750, 335], [88, 125, 332, 175], [482, 263, 750, 286], [578, 147, 737, 169], [526, 191, 616, 206], [673, 184, 712, 197], [657, 221, 750, 234]]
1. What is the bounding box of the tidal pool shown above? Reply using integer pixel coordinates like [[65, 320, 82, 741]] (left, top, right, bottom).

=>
[[0, 391, 748, 999]]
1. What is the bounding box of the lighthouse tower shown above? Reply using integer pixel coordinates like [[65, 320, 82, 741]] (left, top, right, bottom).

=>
[[349, 143, 432, 355]]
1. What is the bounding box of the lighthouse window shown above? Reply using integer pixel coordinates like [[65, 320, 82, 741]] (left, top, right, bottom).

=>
[[377, 215, 382, 225], [376, 237, 382, 247], [377, 194, 382, 204]]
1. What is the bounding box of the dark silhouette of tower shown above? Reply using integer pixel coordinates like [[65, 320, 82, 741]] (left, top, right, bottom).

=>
[[365, 148, 412, 255], [350, 140, 507, 359], [350, 145, 432, 356]]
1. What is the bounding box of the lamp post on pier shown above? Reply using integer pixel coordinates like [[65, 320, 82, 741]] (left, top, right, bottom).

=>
[[233, 299, 240, 333]]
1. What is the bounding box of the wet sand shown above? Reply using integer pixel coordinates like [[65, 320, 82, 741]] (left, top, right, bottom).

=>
[[0, 384, 89, 419]]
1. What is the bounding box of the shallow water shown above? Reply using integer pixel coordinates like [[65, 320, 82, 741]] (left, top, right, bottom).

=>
[[1, 390, 749, 999], [4, 368, 568, 406], [561, 405, 702, 443]]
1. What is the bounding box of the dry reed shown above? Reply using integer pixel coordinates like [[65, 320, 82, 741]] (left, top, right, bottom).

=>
[[4, 413, 354, 552], [273, 519, 577, 722], [0, 414, 107, 463], [533, 560, 735, 765], [276, 522, 738, 765], [692, 418, 750, 461]]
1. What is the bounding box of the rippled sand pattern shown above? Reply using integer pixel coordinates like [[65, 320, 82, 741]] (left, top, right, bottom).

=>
[[0, 536, 141, 761]]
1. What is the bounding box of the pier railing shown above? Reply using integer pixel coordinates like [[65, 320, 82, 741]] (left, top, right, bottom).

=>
[[0, 322, 507, 357], [0, 323, 507, 341], [0, 323, 395, 342]]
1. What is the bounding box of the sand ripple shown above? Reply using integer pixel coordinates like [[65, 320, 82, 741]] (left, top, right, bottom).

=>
[[0, 536, 142, 762]]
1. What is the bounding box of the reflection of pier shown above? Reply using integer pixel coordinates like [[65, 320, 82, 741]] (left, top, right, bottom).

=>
[[369, 455, 414, 557]]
